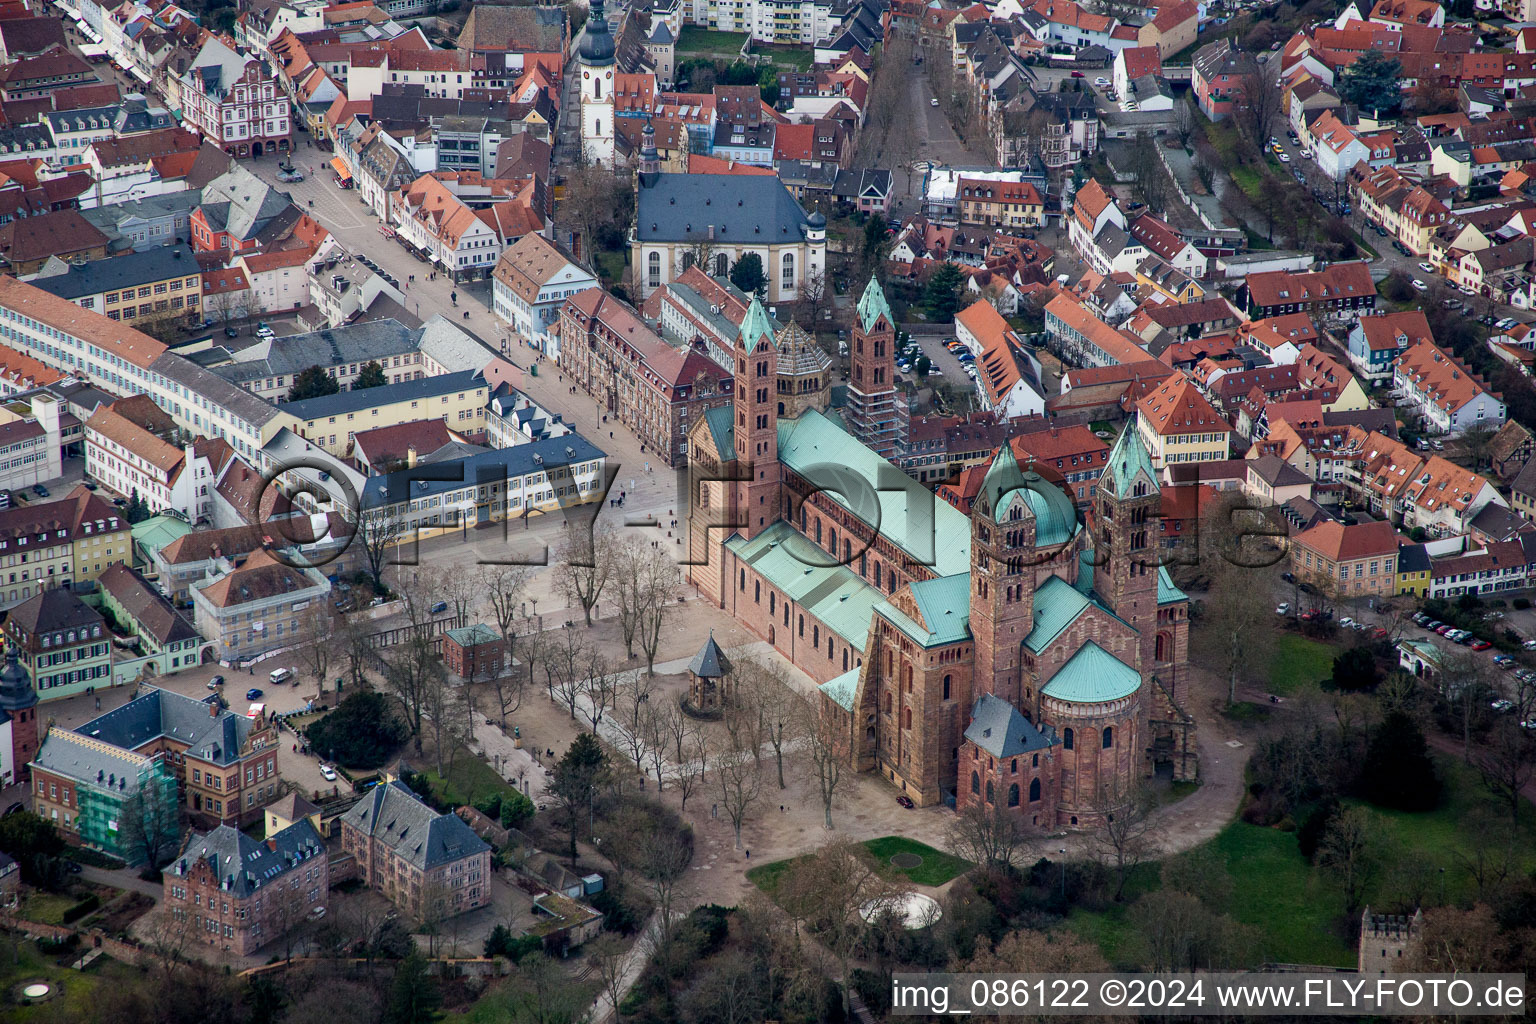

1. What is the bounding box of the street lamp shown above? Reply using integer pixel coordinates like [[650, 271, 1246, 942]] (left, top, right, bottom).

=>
[[1059, 848, 1067, 898]]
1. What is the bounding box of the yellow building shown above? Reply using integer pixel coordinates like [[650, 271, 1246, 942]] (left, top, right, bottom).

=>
[[285, 369, 489, 458], [1135, 376, 1232, 469], [1397, 542, 1431, 597], [0, 484, 130, 610]]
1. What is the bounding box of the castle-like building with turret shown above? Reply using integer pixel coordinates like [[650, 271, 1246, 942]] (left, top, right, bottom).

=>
[[687, 278, 1197, 825]]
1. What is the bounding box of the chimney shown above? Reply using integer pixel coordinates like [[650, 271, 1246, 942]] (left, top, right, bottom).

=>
[[211, 700, 219, 717], [406, 446, 418, 468], [266, 839, 277, 852]]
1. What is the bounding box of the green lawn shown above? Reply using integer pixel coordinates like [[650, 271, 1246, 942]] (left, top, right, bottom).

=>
[[749, 836, 973, 895], [420, 748, 519, 810], [1069, 753, 1534, 969], [863, 836, 972, 887], [18, 892, 77, 926], [758, 45, 814, 71], [594, 249, 626, 288], [1270, 633, 1337, 695], [676, 27, 750, 56], [0, 942, 142, 1023]]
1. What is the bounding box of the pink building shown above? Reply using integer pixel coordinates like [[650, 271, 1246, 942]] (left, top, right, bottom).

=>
[[338, 781, 491, 917]]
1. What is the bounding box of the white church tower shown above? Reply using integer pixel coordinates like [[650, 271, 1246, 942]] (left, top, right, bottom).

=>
[[579, 0, 616, 168]]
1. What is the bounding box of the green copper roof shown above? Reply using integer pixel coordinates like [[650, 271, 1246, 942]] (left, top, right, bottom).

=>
[[726, 522, 879, 650], [820, 667, 861, 711], [1157, 566, 1187, 605], [1042, 641, 1141, 703], [1023, 575, 1093, 653], [702, 405, 734, 462], [777, 410, 971, 578], [1106, 419, 1159, 496], [740, 295, 776, 353], [856, 275, 893, 334], [998, 481, 1081, 549], [904, 574, 972, 645], [1024, 575, 1132, 654]]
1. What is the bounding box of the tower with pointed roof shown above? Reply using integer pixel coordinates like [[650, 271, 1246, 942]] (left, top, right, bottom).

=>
[[579, 0, 616, 168], [638, 117, 660, 178], [845, 276, 904, 458], [1095, 417, 1162, 679], [733, 296, 781, 539], [970, 443, 1085, 709], [0, 646, 37, 785]]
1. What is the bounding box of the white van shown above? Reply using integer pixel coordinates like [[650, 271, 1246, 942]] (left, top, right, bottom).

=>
[[268, 667, 294, 685]]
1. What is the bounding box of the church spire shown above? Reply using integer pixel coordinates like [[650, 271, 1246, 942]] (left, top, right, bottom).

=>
[[740, 295, 775, 354], [856, 275, 893, 333]]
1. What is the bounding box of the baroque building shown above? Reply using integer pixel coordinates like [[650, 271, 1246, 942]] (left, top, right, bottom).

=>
[[687, 281, 1197, 825]]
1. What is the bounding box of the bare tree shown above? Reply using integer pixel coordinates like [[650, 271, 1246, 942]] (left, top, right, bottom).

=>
[[268, 881, 312, 962], [1235, 69, 1283, 155], [1092, 781, 1156, 901], [611, 540, 645, 660], [117, 773, 180, 870], [335, 612, 377, 694], [618, 675, 653, 774], [556, 529, 617, 627], [780, 840, 903, 1020], [416, 879, 454, 958], [354, 505, 405, 591], [798, 268, 828, 326], [736, 656, 798, 788], [295, 604, 334, 695], [1318, 804, 1384, 921], [380, 569, 445, 754], [579, 656, 616, 734], [673, 720, 709, 814], [800, 694, 849, 829], [1480, 718, 1536, 826], [946, 800, 1029, 870], [634, 545, 681, 676], [589, 933, 629, 1019], [642, 822, 693, 948], [479, 565, 531, 725], [1172, 97, 1197, 149], [714, 748, 762, 850], [542, 625, 590, 720]]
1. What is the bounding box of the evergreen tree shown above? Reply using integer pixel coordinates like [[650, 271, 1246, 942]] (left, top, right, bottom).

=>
[[383, 951, 441, 1024], [353, 360, 389, 390], [288, 365, 341, 403], [551, 732, 608, 861], [1340, 49, 1402, 115], [924, 263, 964, 322], [729, 252, 768, 297], [1330, 647, 1378, 692], [1356, 711, 1440, 811], [123, 488, 151, 525]]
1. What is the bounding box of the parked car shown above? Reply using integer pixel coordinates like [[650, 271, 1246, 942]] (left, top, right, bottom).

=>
[[1412, 279, 1428, 292], [319, 764, 338, 782], [430, 601, 449, 614], [1276, 603, 1290, 615], [1094, 76, 1109, 86], [1281, 572, 1296, 584], [1278, 152, 1290, 163], [1471, 640, 1493, 651], [246, 688, 264, 700], [896, 794, 915, 808], [1497, 317, 1519, 330], [1522, 639, 1536, 650], [930, 97, 939, 106], [1418, 262, 1435, 274], [1412, 612, 1429, 625], [1339, 616, 1354, 627], [82, 481, 96, 491], [207, 675, 224, 690], [31, 484, 47, 497]]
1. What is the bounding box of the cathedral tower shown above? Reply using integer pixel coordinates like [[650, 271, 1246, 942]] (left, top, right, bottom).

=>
[[845, 276, 903, 458], [579, 0, 616, 168], [733, 297, 780, 538], [970, 444, 1040, 708], [1095, 419, 1161, 674]]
